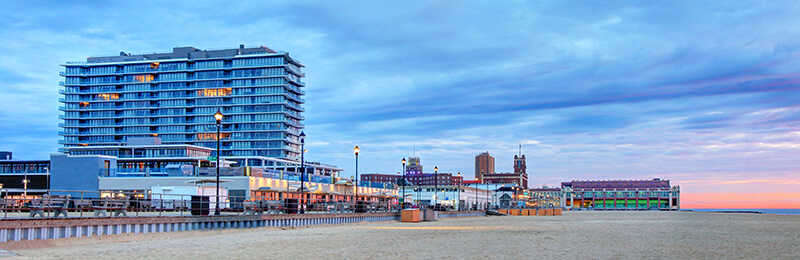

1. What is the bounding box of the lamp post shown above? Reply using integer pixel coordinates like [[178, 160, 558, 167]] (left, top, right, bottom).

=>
[[299, 131, 305, 214], [457, 172, 461, 211], [213, 109, 223, 215], [417, 169, 422, 208], [474, 177, 479, 210], [401, 158, 406, 209], [23, 171, 29, 198], [433, 166, 438, 209], [487, 185, 491, 210], [354, 146, 359, 205]]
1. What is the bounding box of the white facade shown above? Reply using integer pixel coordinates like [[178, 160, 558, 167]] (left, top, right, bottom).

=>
[[403, 185, 493, 210]]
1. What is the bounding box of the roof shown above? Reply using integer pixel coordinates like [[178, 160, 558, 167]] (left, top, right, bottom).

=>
[[67, 144, 213, 151]]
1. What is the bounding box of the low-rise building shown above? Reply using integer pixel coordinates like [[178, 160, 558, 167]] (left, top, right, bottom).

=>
[[561, 178, 680, 210]]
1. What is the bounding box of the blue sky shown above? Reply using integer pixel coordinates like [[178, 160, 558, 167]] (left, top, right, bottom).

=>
[[1, 1, 799, 199]]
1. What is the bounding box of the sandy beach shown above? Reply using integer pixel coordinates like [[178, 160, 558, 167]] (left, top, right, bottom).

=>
[[2, 211, 799, 259]]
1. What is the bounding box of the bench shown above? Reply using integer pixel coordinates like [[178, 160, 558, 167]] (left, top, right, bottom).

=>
[[73, 199, 93, 209], [334, 202, 353, 213], [135, 200, 152, 209], [243, 200, 262, 215], [94, 198, 129, 217], [264, 200, 284, 214], [28, 196, 71, 218], [242, 200, 285, 215], [307, 203, 330, 213]]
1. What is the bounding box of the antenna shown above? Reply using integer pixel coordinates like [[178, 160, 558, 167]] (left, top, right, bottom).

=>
[[519, 143, 522, 157]]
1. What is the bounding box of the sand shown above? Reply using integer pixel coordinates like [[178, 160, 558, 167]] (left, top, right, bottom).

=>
[[2, 211, 799, 259]]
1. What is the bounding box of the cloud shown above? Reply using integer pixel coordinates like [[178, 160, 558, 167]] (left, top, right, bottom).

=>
[[0, 1, 799, 197]]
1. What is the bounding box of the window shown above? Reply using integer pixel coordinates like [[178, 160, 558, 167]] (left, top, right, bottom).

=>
[[134, 75, 154, 82], [198, 88, 232, 97]]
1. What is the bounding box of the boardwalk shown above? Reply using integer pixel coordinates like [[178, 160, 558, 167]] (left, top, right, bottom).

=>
[[3, 211, 800, 259]]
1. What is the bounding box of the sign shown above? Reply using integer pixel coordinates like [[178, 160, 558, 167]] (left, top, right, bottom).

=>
[[207, 156, 217, 161], [399, 198, 404, 203]]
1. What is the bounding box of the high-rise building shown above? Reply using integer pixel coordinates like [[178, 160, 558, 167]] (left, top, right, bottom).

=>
[[59, 45, 305, 160], [480, 154, 528, 189], [474, 152, 494, 181]]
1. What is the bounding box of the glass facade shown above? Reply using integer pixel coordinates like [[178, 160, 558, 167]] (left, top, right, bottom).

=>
[[59, 46, 305, 160]]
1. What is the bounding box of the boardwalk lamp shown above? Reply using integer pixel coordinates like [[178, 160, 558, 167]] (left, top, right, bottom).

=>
[[401, 158, 406, 208], [214, 109, 223, 215], [475, 177, 479, 210], [354, 146, 359, 204], [434, 166, 438, 209], [457, 172, 461, 211], [299, 131, 306, 214]]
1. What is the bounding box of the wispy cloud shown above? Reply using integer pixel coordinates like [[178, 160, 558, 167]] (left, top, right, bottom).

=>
[[0, 1, 799, 196]]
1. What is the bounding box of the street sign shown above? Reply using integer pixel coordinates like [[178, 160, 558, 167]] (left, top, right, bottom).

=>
[[399, 198, 404, 203]]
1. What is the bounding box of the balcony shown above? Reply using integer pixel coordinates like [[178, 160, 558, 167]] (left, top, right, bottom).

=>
[[284, 102, 304, 112]]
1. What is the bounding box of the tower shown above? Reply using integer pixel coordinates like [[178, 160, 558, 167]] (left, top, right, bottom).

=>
[[514, 154, 528, 188], [514, 155, 526, 174], [474, 152, 494, 182], [406, 157, 422, 175]]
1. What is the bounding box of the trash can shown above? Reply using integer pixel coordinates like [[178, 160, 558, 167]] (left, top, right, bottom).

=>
[[422, 209, 438, 221], [285, 199, 299, 214], [191, 196, 210, 216], [355, 201, 367, 213]]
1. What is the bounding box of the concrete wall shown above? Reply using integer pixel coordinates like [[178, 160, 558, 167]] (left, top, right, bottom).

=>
[[0, 211, 487, 242], [50, 153, 115, 197]]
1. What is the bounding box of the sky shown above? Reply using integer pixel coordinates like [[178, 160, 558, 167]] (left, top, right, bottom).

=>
[[0, 1, 798, 208]]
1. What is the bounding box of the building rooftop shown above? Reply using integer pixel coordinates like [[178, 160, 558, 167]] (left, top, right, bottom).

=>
[[85, 45, 277, 63], [562, 178, 671, 189]]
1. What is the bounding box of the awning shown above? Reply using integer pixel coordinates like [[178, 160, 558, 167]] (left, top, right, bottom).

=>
[[335, 179, 354, 186], [373, 192, 391, 197], [185, 179, 233, 185], [288, 184, 318, 192]]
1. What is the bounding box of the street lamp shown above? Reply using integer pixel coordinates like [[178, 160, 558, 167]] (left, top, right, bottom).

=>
[[417, 168, 421, 208], [299, 131, 306, 214], [487, 185, 491, 210], [23, 172, 29, 198], [401, 158, 406, 209], [354, 146, 359, 206], [457, 172, 461, 211], [213, 109, 223, 215], [433, 166, 438, 209], [474, 177, 479, 210]]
